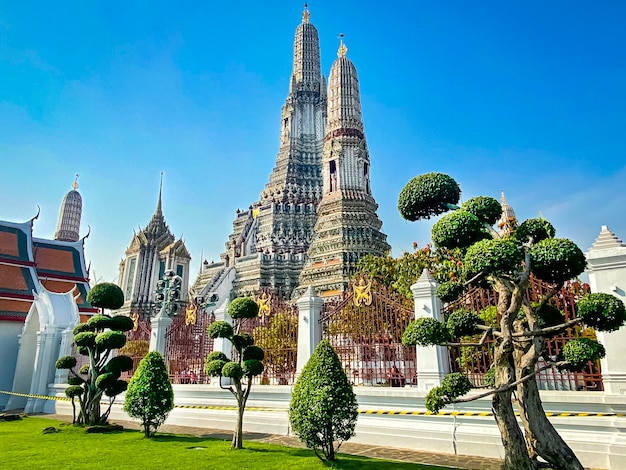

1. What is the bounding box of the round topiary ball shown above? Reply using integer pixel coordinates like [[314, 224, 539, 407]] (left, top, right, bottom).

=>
[[73, 323, 93, 335], [87, 314, 113, 331], [105, 355, 134, 374], [440, 372, 472, 398], [65, 385, 84, 398], [205, 359, 227, 377], [109, 315, 135, 332], [232, 333, 254, 351], [206, 351, 229, 363], [461, 196, 502, 226], [446, 309, 481, 338], [95, 331, 127, 350], [243, 345, 265, 361], [55, 355, 77, 370], [68, 376, 84, 386], [74, 332, 97, 348], [207, 321, 233, 339], [96, 372, 119, 390], [402, 317, 450, 347], [531, 238, 586, 284], [436, 281, 464, 303], [104, 379, 128, 397], [432, 210, 488, 250], [398, 173, 461, 221], [534, 303, 564, 327], [228, 297, 259, 319], [86, 282, 124, 310], [243, 359, 264, 377], [515, 218, 556, 244], [222, 362, 243, 380], [577, 293, 626, 332], [464, 239, 523, 280], [562, 337, 606, 372]]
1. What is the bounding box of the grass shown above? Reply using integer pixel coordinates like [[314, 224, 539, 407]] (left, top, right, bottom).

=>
[[0, 416, 453, 469]]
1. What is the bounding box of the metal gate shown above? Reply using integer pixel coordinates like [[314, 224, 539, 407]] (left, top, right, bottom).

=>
[[237, 291, 299, 385], [321, 279, 417, 387], [444, 279, 603, 391], [119, 313, 151, 380], [164, 308, 215, 384]]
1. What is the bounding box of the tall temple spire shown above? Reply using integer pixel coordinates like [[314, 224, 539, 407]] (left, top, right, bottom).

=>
[[298, 40, 389, 297], [498, 190, 517, 236], [156, 171, 163, 217], [144, 173, 169, 238], [54, 176, 83, 242], [188, 8, 328, 301]]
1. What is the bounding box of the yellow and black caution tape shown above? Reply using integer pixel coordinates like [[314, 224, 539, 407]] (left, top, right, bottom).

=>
[[1, 390, 624, 418]]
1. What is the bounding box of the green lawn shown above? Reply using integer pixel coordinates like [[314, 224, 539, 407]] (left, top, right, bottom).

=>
[[0, 417, 451, 469]]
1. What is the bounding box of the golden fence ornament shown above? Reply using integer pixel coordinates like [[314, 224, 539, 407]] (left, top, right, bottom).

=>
[[185, 303, 197, 326], [257, 292, 271, 317], [130, 312, 139, 332], [353, 278, 372, 306]]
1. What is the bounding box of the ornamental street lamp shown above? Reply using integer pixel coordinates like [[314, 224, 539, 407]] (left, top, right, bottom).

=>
[[154, 269, 183, 318]]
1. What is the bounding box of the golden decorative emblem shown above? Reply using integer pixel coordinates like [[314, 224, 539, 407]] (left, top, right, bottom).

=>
[[353, 278, 372, 306], [130, 313, 139, 332], [185, 303, 197, 326], [257, 292, 271, 317]]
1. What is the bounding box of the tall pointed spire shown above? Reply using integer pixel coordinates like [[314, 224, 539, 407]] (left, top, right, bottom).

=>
[[156, 171, 163, 217], [299, 39, 389, 297], [498, 190, 517, 235], [54, 176, 83, 242], [144, 172, 169, 238]]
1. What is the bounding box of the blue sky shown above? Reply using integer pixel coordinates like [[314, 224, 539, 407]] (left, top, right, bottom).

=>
[[1, 1, 625, 284]]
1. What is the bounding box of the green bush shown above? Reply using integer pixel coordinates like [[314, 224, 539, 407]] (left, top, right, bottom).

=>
[[123, 351, 174, 437], [461, 196, 502, 225], [65, 385, 83, 398], [74, 332, 97, 348], [73, 323, 93, 335], [402, 317, 450, 347], [398, 172, 461, 221], [425, 387, 446, 414], [96, 372, 119, 390], [228, 297, 259, 319], [87, 315, 113, 330], [109, 315, 135, 332], [208, 321, 233, 339], [446, 310, 481, 338], [531, 238, 586, 284], [436, 281, 464, 303], [515, 218, 555, 243], [242, 359, 264, 377], [562, 338, 606, 372], [68, 376, 84, 386], [205, 359, 227, 377], [86, 282, 124, 310], [432, 210, 487, 250], [441, 372, 472, 397], [104, 380, 128, 397], [484, 368, 496, 388], [95, 331, 127, 350], [222, 362, 243, 380], [206, 351, 229, 362], [243, 345, 265, 361], [79, 364, 90, 375], [289, 340, 358, 462], [105, 355, 134, 374], [232, 332, 254, 351], [464, 239, 523, 280], [577, 293, 626, 332], [55, 355, 77, 370], [534, 303, 564, 327]]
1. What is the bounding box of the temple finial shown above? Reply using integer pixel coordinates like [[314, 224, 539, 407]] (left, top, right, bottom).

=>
[[302, 3, 310, 23], [500, 189, 507, 203], [72, 174, 79, 190], [157, 171, 163, 214], [338, 33, 347, 58]]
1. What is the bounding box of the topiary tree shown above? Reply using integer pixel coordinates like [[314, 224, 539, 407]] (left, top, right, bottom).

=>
[[204, 297, 264, 449], [289, 339, 358, 462], [86, 282, 124, 313], [399, 173, 626, 470], [123, 351, 174, 437], [56, 283, 134, 426]]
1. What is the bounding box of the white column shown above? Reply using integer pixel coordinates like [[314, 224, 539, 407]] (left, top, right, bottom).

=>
[[53, 327, 75, 385], [295, 286, 324, 376], [25, 327, 58, 414], [209, 302, 232, 387], [149, 307, 173, 356], [586, 226, 626, 395], [410, 269, 450, 391]]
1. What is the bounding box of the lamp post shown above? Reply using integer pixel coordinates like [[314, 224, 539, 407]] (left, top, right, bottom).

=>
[[149, 269, 181, 354]]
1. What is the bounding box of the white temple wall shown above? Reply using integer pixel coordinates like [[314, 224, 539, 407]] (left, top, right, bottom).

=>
[[0, 321, 23, 409]]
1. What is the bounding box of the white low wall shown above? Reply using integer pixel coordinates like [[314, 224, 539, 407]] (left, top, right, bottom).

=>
[[44, 384, 626, 469]]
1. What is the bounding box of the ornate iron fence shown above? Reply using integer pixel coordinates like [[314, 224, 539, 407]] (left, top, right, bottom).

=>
[[321, 281, 417, 387], [237, 291, 299, 385], [444, 279, 602, 391], [164, 309, 215, 384], [119, 312, 151, 380]]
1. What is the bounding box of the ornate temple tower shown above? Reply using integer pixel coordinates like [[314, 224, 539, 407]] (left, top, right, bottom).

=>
[[497, 191, 517, 236], [298, 38, 390, 297], [192, 5, 326, 301], [54, 175, 82, 242], [116, 176, 191, 318]]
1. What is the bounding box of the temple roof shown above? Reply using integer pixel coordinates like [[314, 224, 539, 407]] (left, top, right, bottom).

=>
[[589, 225, 626, 251]]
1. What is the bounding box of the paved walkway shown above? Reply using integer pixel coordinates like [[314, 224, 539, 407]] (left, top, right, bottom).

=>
[[44, 413, 503, 469]]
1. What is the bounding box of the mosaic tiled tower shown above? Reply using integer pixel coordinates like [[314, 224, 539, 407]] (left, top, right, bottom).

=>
[[54, 175, 82, 242], [298, 39, 390, 297], [193, 6, 326, 300]]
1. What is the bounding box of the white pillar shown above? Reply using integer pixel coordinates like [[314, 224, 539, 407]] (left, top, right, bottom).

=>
[[210, 301, 232, 387], [411, 268, 450, 391], [54, 327, 75, 385], [25, 327, 58, 413], [586, 225, 626, 395], [149, 307, 173, 356], [295, 286, 323, 376]]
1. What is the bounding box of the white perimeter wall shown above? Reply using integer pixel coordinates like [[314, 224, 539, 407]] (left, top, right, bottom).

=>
[[0, 321, 23, 409], [45, 384, 626, 469]]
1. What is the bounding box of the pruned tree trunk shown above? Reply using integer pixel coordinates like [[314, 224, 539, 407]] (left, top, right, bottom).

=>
[[493, 390, 537, 470], [517, 377, 584, 469]]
